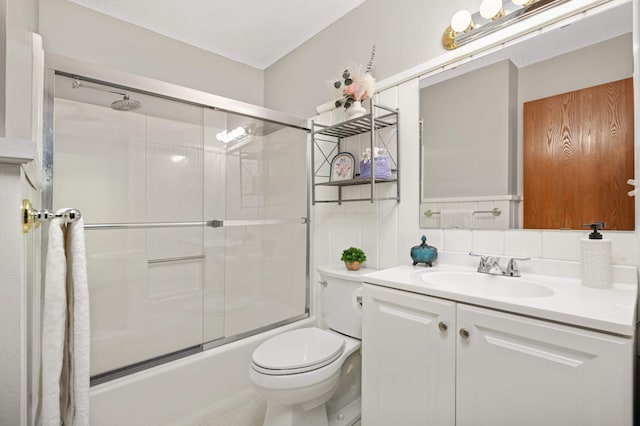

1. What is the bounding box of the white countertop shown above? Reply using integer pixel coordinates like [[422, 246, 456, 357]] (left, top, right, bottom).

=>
[[362, 255, 638, 336]]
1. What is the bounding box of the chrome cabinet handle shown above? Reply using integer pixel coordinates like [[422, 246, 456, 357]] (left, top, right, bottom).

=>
[[438, 322, 448, 332], [459, 328, 470, 339]]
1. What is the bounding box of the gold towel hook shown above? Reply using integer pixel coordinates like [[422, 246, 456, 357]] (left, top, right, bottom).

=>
[[22, 199, 39, 234]]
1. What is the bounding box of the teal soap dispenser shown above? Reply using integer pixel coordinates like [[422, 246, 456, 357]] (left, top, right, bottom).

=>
[[581, 222, 612, 289]]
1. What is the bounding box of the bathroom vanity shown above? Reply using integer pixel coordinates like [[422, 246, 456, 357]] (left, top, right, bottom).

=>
[[361, 256, 637, 426]]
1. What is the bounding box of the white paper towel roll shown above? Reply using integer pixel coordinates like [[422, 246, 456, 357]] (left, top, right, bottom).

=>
[[581, 238, 612, 289]]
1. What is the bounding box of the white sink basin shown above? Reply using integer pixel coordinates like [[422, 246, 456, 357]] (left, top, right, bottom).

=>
[[420, 270, 554, 298]]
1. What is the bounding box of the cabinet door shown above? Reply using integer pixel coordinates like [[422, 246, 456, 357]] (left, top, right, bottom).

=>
[[361, 284, 456, 426], [456, 304, 633, 426]]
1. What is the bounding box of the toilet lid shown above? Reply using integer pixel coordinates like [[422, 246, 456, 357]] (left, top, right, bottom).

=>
[[252, 328, 345, 375]]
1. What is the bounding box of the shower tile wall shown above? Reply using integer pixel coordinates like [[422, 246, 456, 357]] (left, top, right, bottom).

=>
[[54, 98, 206, 374], [53, 94, 308, 376]]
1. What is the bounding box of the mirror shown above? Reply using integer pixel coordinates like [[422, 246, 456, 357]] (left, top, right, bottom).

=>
[[419, 2, 634, 230]]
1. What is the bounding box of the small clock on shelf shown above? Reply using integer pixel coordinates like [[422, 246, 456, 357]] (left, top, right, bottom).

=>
[[329, 152, 355, 182]]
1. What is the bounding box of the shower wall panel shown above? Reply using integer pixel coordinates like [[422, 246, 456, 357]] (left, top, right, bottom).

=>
[[54, 98, 206, 375], [51, 83, 308, 378], [202, 114, 309, 345]]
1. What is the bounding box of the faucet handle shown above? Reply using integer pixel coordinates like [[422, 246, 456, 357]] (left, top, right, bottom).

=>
[[469, 252, 489, 268], [505, 257, 530, 277], [469, 252, 489, 261], [470, 253, 499, 273]]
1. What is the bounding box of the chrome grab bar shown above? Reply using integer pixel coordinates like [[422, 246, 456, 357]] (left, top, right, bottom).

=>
[[148, 255, 205, 264], [424, 207, 501, 218]]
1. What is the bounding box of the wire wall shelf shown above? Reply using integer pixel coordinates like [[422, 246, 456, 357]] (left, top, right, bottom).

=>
[[313, 110, 399, 139], [311, 101, 400, 205]]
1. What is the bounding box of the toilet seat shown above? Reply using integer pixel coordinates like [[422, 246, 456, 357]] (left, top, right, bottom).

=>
[[251, 328, 345, 375]]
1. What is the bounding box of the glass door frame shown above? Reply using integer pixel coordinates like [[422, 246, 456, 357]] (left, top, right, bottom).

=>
[[42, 53, 312, 384]]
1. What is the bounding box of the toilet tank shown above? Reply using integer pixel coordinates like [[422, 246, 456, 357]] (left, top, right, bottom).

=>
[[317, 264, 375, 339]]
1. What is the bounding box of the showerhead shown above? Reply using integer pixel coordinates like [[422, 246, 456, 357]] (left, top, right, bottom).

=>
[[111, 95, 141, 112], [72, 79, 142, 112]]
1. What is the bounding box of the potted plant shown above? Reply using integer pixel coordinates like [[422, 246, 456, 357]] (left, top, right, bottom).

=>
[[341, 247, 367, 271]]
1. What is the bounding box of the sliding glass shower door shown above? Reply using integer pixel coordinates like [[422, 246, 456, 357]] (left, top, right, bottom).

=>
[[49, 74, 309, 379], [203, 109, 308, 341]]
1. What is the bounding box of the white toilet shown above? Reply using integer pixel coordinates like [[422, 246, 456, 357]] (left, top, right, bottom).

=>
[[249, 264, 372, 426]]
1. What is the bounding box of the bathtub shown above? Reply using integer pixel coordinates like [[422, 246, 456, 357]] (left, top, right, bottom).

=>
[[90, 318, 315, 425]]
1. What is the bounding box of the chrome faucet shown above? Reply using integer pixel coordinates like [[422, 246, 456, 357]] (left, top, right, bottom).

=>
[[470, 253, 530, 277]]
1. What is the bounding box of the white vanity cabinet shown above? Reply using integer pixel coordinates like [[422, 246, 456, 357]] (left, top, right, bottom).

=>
[[361, 283, 634, 426], [361, 284, 456, 426], [456, 304, 633, 426]]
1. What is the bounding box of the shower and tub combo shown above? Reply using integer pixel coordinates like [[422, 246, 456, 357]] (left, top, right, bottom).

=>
[[40, 54, 319, 424]]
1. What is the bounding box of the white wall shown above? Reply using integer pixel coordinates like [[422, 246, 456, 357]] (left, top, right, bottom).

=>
[[0, 0, 40, 424], [518, 33, 633, 103], [264, 0, 476, 117], [6, 0, 39, 140], [421, 60, 516, 199], [38, 0, 265, 106]]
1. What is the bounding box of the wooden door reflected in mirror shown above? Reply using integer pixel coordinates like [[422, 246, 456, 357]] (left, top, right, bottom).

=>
[[523, 78, 634, 230]]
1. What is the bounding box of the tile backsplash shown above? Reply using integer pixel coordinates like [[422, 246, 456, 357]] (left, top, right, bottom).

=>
[[421, 228, 636, 266]]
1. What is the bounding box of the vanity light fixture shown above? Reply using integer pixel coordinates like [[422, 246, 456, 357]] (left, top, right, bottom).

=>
[[442, 0, 569, 50]]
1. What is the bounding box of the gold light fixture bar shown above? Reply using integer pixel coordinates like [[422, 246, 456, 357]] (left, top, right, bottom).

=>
[[442, 0, 570, 50]]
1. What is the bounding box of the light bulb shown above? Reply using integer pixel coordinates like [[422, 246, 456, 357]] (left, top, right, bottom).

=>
[[480, 0, 504, 19], [450, 10, 473, 33]]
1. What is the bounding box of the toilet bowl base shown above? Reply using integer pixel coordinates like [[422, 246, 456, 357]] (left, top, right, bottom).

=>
[[263, 401, 329, 426], [327, 396, 361, 426]]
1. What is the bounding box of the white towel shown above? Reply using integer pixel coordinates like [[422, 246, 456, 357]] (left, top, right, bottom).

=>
[[440, 209, 474, 229], [40, 215, 90, 426]]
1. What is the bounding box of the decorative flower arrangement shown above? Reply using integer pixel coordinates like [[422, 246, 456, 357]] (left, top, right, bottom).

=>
[[333, 45, 376, 109]]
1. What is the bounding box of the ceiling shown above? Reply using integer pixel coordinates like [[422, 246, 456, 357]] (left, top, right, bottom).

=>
[[68, 0, 367, 70]]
